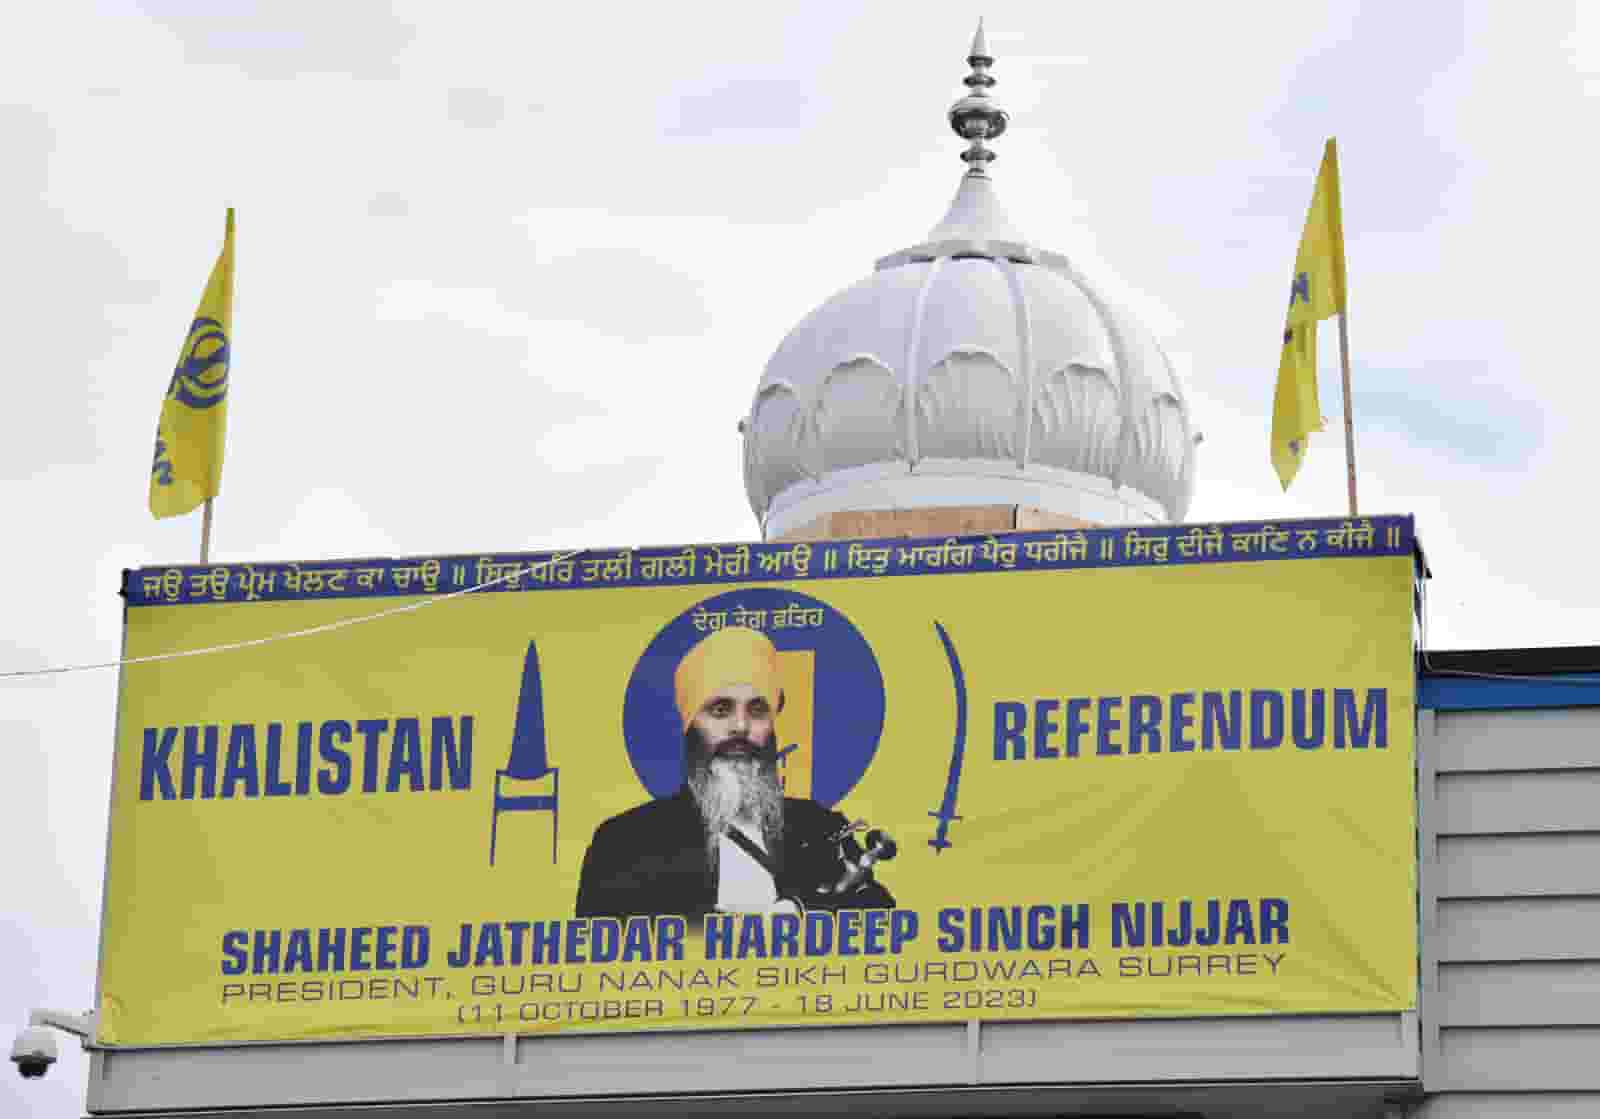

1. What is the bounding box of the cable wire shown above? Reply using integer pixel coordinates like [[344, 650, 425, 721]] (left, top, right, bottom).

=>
[[15, 540, 1595, 689], [1423, 668, 1600, 685], [1417, 560, 1600, 686], [0, 549, 587, 681]]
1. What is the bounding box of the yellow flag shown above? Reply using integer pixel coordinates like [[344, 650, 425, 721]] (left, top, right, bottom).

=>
[[1271, 140, 1347, 489], [150, 209, 235, 519]]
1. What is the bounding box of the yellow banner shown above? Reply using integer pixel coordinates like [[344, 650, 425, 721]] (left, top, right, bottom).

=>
[[100, 523, 1416, 1045]]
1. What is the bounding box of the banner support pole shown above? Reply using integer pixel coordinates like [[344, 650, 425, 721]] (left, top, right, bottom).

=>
[[1337, 309, 1358, 516], [200, 497, 214, 564]]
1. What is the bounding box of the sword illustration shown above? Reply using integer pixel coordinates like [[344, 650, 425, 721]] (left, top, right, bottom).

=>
[[928, 620, 967, 853]]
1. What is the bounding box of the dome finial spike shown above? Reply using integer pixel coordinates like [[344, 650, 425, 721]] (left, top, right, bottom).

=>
[[969, 17, 990, 63], [949, 19, 1007, 176]]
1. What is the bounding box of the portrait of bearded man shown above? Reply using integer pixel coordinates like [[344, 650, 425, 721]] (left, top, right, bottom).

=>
[[575, 625, 895, 920]]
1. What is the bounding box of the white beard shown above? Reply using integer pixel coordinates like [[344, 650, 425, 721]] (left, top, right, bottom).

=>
[[689, 754, 784, 857]]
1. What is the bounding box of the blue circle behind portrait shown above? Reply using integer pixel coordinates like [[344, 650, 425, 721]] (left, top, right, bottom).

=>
[[621, 589, 885, 806]]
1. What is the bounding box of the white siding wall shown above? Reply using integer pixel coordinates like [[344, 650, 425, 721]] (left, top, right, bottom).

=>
[[1418, 706, 1600, 1118]]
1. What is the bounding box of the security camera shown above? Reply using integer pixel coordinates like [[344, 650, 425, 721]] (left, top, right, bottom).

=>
[[11, 1026, 57, 1079]]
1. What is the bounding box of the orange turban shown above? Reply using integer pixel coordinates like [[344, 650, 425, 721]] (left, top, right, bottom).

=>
[[674, 626, 781, 727]]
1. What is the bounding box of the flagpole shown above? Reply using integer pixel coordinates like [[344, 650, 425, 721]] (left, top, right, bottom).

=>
[[1337, 309, 1358, 516], [200, 497, 214, 564]]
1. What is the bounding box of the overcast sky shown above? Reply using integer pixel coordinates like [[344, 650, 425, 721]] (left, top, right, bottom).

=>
[[3, 2, 1596, 1113]]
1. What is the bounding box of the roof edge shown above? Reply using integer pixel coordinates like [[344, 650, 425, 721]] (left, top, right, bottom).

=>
[[1423, 646, 1600, 676]]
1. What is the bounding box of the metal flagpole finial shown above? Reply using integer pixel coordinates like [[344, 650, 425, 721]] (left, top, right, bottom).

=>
[[948, 18, 1008, 176]]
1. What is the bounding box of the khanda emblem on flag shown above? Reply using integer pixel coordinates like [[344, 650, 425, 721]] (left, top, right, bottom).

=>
[[151, 316, 230, 490], [1280, 271, 1314, 457], [168, 316, 230, 409]]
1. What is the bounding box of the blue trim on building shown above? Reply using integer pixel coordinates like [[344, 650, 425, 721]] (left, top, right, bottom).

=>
[[1418, 672, 1600, 712]]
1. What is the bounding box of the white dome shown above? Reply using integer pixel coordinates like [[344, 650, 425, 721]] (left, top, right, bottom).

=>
[[742, 170, 1199, 538]]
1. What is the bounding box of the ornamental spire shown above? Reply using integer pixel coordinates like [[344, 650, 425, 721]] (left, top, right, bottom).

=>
[[947, 18, 1008, 176]]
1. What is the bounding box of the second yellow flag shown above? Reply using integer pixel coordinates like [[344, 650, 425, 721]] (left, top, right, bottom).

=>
[[1271, 141, 1346, 490]]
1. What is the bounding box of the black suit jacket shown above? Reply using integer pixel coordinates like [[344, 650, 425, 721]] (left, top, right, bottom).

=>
[[575, 787, 895, 920]]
